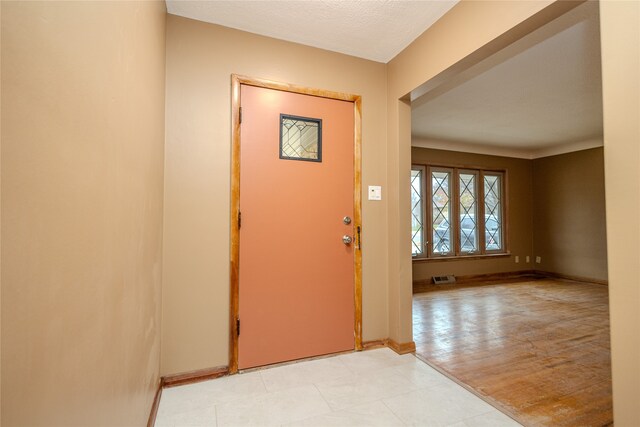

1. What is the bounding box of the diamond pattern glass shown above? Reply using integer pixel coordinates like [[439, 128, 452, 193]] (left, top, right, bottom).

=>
[[280, 115, 321, 161], [432, 171, 452, 254], [459, 173, 478, 253], [484, 174, 503, 251], [411, 169, 423, 255]]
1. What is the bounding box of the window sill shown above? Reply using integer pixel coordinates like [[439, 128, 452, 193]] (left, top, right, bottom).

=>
[[412, 252, 511, 263]]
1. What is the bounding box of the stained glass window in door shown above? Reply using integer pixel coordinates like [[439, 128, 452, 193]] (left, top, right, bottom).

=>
[[280, 114, 322, 162]]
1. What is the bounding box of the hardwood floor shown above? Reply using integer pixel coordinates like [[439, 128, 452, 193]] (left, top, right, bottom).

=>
[[413, 279, 613, 427]]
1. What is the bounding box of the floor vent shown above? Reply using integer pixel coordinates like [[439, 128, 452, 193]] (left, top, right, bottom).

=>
[[433, 275, 456, 285]]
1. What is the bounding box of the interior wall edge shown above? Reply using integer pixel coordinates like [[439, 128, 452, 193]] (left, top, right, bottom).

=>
[[599, 0, 640, 424]]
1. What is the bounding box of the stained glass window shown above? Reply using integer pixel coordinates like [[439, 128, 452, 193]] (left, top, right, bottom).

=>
[[411, 168, 424, 256], [431, 170, 452, 255], [280, 114, 322, 162], [411, 165, 506, 259], [484, 174, 503, 251], [459, 172, 478, 253]]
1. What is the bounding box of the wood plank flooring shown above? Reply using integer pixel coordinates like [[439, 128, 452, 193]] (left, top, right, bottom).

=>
[[413, 279, 613, 427]]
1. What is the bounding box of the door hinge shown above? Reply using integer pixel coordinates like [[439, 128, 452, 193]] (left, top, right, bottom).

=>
[[239, 107, 242, 124], [236, 318, 240, 336], [238, 211, 242, 228]]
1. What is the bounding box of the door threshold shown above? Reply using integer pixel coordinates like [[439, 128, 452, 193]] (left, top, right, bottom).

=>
[[238, 348, 357, 374]]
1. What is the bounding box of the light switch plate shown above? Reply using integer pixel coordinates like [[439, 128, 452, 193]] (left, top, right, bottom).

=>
[[368, 185, 382, 201]]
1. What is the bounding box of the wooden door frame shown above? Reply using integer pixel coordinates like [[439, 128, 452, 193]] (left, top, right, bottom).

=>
[[229, 74, 363, 374]]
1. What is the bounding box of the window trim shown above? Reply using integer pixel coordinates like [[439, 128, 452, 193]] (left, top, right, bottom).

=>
[[412, 162, 509, 261]]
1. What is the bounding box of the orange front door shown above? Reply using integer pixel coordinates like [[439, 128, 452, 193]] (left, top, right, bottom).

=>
[[238, 84, 355, 369]]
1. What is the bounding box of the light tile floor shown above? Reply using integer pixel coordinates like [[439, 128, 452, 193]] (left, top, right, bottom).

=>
[[155, 348, 522, 427]]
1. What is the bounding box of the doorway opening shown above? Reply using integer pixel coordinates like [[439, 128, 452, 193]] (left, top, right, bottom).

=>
[[408, 2, 612, 425]]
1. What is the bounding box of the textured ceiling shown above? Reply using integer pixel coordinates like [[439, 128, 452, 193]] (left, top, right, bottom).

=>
[[412, 1, 603, 158], [165, 0, 458, 63]]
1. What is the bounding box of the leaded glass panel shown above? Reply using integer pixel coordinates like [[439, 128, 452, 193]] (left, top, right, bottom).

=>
[[411, 168, 424, 256], [459, 172, 478, 253], [279, 114, 322, 162], [432, 170, 452, 255], [484, 174, 503, 251]]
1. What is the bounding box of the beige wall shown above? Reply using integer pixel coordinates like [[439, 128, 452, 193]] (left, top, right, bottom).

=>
[[411, 147, 533, 282], [533, 147, 607, 281], [162, 15, 388, 375], [1, 2, 166, 425], [600, 1, 640, 425]]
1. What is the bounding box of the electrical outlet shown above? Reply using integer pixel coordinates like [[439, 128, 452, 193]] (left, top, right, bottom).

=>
[[515, 255, 519, 263], [526, 256, 530, 263], [536, 256, 541, 264]]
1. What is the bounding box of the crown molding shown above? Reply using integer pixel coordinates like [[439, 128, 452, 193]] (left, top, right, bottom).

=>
[[411, 137, 603, 159]]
